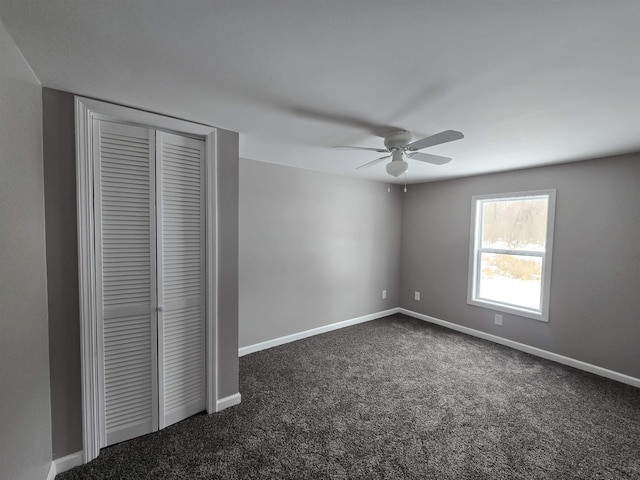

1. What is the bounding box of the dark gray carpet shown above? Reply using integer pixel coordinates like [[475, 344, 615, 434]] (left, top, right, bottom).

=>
[[58, 314, 640, 479]]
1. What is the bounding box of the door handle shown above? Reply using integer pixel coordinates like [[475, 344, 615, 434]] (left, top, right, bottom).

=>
[[157, 305, 164, 312]]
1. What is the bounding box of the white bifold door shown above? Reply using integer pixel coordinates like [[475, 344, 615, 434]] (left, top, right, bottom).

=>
[[94, 119, 205, 447]]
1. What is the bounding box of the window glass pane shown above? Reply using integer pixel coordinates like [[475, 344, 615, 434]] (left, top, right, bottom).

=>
[[481, 197, 548, 251], [478, 253, 542, 310]]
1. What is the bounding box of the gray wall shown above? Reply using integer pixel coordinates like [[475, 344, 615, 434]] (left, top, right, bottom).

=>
[[216, 129, 240, 398], [239, 159, 402, 348], [42, 88, 83, 458], [400, 154, 640, 379], [42, 88, 240, 458], [0, 20, 52, 480]]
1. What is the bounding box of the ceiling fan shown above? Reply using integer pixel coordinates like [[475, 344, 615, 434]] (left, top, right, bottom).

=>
[[335, 130, 464, 177]]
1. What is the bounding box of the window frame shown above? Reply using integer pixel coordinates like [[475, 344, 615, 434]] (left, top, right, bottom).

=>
[[467, 189, 556, 322]]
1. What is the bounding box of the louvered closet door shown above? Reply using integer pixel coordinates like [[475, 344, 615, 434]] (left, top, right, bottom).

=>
[[156, 131, 206, 428], [94, 120, 158, 446]]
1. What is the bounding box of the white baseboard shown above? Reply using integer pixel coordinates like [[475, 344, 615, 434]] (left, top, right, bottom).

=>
[[45, 462, 56, 480], [216, 392, 242, 411], [47, 450, 84, 478], [239, 308, 400, 357], [399, 308, 640, 389]]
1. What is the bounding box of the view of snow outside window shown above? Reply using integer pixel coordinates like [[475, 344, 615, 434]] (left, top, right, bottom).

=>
[[477, 197, 548, 311]]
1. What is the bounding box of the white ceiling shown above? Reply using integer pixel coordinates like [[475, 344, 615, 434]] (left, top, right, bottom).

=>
[[1, 1, 639, 183]]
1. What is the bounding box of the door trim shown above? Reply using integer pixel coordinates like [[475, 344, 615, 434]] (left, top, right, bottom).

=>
[[75, 97, 218, 464]]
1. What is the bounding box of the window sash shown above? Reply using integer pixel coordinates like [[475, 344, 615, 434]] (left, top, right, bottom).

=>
[[478, 247, 544, 257], [474, 251, 544, 311]]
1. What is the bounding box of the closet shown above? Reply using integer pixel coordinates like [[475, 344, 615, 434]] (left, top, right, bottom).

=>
[[94, 119, 206, 446]]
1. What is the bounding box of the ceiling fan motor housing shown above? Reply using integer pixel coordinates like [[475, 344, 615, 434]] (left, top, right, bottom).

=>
[[384, 130, 413, 150]]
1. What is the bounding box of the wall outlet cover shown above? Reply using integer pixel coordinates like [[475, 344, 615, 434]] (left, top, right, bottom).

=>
[[414, 291, 421, 301], [382, 290, 387, 299], [495, 314, 503, 326]]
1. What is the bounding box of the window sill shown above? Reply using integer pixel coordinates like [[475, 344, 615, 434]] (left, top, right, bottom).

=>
[[467, 298, 549, 322]]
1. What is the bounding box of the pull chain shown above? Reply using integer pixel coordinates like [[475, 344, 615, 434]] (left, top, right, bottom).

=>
[[387, 183, 390, 193], [404, 173, 407, 193]]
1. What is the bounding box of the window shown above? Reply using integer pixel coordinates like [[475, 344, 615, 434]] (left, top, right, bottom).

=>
[[467, 190, 556, 321]]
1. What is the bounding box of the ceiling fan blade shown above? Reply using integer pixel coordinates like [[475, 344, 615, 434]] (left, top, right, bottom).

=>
[[334, 145, 388, 153], [408, 152, 452, 165], [406, 130, 464, 151], [356, 155, 391, 170], [289, 107, 403, 138]]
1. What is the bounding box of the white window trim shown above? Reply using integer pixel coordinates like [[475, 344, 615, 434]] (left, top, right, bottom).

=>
[[75, 96, 219, 463], [467, 189, 556, 322]]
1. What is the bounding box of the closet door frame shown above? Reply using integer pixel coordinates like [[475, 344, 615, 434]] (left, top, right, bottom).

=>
[[75, 96, 219, 464]]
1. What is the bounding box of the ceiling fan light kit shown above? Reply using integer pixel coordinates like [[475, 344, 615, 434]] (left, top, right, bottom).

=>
[[336, 129, 464, 179], [386, 150, 409, 177], [386, 160, 409, 177]]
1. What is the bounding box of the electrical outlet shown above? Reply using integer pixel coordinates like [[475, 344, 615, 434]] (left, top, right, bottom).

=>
[[495, 314, 503, 326], [382, 290, 387, 299], [414, 291, 421, 301]]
